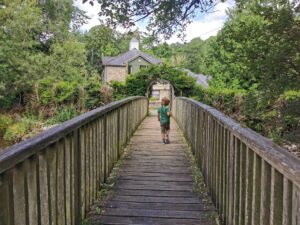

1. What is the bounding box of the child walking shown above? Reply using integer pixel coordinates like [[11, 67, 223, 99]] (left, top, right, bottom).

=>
[[157, 97, 171, 144]]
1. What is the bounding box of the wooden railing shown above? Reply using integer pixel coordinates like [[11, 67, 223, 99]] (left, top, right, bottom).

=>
[[173, 97, 300, 225], [0, 97, 148, 225]]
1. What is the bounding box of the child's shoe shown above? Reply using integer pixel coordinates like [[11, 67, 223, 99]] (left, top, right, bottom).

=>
[[162, 139, 166, 144], [165, 139, 170, 144]]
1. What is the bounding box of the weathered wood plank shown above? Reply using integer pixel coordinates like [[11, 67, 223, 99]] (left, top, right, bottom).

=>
[[92, 116, 217, 225], [57, 140, 66, 225], [270, 168, 284, 225], [0, 171, 12, 225], [80, 126, 86, 218], [109, 195, 202, 204], [64, 136, 72, 225], [105, 201, 215, 211], [292, 184, 300, 225], [233, 137, 240, 225], [98, 208, 212, 219], [97, 215, 216, 225], [38, 151, 50, 225], [118, 175, 193, 182], [12, 163, 26, 225], [110, 189, 196, 197], [260, 160, 271, 225], [245, 147, 254, 225], [47, 144, 57, 225], [238, 143, 247, 225], [251, 153, 261, 225], [25, 157, 38, 225], [283, 177, 292, 225]]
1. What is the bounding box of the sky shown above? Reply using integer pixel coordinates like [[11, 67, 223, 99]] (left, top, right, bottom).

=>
[[73, 0, 235, 43]]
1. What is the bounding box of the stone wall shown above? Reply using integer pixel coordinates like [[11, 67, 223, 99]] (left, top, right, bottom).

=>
[[152, 84, 171, 101], [104, 66, 127, 83]]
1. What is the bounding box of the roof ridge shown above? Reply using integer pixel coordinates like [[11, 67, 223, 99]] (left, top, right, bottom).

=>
[[102, 49, 161, 66]]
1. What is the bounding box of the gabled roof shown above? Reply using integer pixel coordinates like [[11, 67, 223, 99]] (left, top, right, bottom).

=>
[[102, 49, 161, 66], [182, 68, 211, 88]]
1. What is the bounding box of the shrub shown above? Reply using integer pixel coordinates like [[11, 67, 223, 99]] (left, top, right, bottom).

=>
[[111, 64, 197, 98], [54, 81, 79, 104], [4, 119, 31, 141], [84, 76, 102, 109], [110, 80, 126, 100], [0, 114, 13, 134], [37, 78, 55, 105], [193, 86, 300, 144], [45, 105, 78, 125], [0, 94, 18, 110]]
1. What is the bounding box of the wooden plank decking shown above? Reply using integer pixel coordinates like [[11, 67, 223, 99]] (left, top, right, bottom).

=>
[[89, 116, 217, 225]]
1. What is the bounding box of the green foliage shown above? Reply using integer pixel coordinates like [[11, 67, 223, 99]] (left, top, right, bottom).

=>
[[45, 105, 79, 125], [0, 0, 116, 147], [205, 0, 300, 94], [113, 64, 197, 97], [84, 75, 103, 109], [192, 85, 246, 114], [185, 0, 300, 146], [85, 25, 121, 73], [90, 0, 218, 39], [37, 79, 55, 105], [37, 79, 80, 105], [110, 81, 127, 100], [194, 87, 300, 144], [0, 114, 13, 134], [3, 119, 32, 141], [0, 1, 44, 105], [48, 38, 88, 82], [54, 81, 79, 104]]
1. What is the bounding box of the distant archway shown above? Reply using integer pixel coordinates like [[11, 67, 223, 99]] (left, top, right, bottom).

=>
[[146, 78, 175, 110]]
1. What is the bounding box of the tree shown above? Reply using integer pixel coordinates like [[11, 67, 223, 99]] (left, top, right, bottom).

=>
[[0, 0, 44, 107], [84, 25, 120, 74], [39, 0, 88, 41], [83, 0, 222, 39], [48, 38, 88, 81], [0, 0, 90, 108], [205, 0, 300, 94]]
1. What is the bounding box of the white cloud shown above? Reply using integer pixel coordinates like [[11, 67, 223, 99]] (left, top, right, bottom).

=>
[[167, 0, 235, 43], [74, 0, 235, 41], [73, 0, 102, 31]]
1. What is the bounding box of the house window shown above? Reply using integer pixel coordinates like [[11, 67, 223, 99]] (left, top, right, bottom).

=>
[[128, 65, 132, 74], [140, 65, 147, 70]]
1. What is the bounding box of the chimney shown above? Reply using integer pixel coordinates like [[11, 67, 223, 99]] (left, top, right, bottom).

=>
[[129, 37, 139, 50]]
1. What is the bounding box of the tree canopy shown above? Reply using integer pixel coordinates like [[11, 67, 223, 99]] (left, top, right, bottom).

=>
[[83, 0, 223, 39]]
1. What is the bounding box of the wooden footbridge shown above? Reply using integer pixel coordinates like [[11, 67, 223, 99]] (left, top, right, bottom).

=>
[[0, 97, 300, 225]]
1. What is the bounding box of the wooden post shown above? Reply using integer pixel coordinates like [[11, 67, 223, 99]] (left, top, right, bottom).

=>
[[251, 154, 261, 225], [74, 129, 81, 225], [260, 160, 271, 225]]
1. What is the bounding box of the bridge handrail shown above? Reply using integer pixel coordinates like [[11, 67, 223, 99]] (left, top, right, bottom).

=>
[[173, 97, 300, 225], [177, 97, 300, 185], [0, 96, 148, 225], [0, 96, 144, 173]]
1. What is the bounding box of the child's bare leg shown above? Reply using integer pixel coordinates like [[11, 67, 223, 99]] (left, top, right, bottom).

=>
[[161, 132, 165, 140], [165, 130, 170, 139]]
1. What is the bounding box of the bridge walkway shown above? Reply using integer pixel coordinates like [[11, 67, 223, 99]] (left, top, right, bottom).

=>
[[89, 116, 217, 225]]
